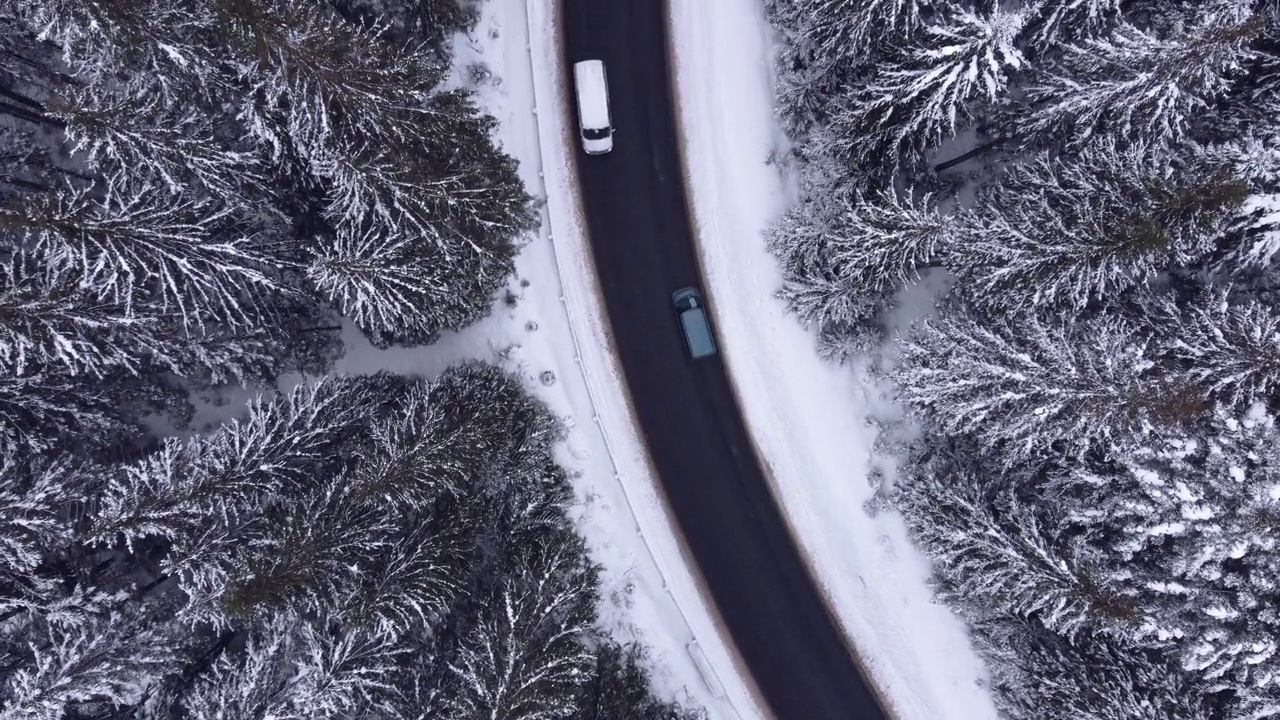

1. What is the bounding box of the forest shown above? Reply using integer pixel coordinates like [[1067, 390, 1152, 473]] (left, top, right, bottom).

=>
[[0, 1, 701, 719], [764, 0, 1280, 719]]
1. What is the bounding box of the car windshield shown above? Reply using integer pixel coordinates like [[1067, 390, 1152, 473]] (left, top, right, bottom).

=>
[[583, 127, 611, 141]]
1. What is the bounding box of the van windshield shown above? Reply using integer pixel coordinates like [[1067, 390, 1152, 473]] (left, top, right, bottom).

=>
[[582, 127, 612, 140]]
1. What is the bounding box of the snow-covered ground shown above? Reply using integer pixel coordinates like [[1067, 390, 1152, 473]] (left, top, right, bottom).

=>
[[331, 2, 767, 719], [665, 1, 1001, 719]]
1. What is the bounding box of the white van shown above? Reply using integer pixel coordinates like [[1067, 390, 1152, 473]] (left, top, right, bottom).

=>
[[572, 60, 613, 155]]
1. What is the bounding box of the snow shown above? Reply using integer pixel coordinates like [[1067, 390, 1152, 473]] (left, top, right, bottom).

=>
[[666, 1, 1001, 719], [331, 2, 766, 719]]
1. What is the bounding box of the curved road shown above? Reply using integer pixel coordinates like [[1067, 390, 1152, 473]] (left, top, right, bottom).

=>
[[559, 2, 885, 719]]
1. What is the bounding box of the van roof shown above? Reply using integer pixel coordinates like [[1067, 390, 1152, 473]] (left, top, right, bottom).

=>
[[681, 307, 717, 358], [573, 60, 611, 131]]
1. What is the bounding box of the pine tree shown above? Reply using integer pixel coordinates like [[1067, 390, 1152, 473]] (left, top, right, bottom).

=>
[[0, 372, 136, 455], [1020, 0, 1125, 48], [833, 3, 1029, 170], [305, 225, 466, 348], [776, 186, 950, 293], [0, 607, 184, 720], [972, 615, 1214, 720], [338, 520, 465, 636], [767, 0, 939, 135], [184, 475, 392, 626], [895, 308, 1208, 459], [439, 540, 597, 720], [0, 450, 101, 623], [569, 643, 706, 720], [0, 258, 158, 378], [51, 82, 259, 200], [89, 377, 378, 553], [1148, 289, 1280, 408], [1, 174, 278, 326], [180, 613, 400, 720], [897, 445, 1137, 638], [768, 194, 902, 357], [1010, 2, 1261, 149], [949, 143, 1248, 311], [1069, 409, 1280, 717]]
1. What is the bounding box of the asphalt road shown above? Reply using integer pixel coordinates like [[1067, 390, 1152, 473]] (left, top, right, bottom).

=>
[[558, 2, 887, 719]]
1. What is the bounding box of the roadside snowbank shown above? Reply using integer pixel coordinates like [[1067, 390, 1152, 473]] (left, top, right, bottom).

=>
[[665, 1, 1000, 719], [335, 2, 767, 718]]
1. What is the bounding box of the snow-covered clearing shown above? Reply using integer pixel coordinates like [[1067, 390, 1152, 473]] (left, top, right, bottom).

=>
[[666, 1, 1001, 719], [332, 2, 767, 718]]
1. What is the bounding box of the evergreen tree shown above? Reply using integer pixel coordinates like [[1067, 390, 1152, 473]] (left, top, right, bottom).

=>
[[0, 607, 185, 720], [1010, 2, 1261, 149], [51, 82, 260, 200], [833, 2, 1029, 172], [972, 616, 1215, 720], [1067, 409, 1280, 716], [0, 372, 137, 455], [1148, 289, 1280, 408], [1020, 0, 1125, 48], [180, 613, 400, 720], [1, 175, 277, 326], [895, 309, 1208, 459], [439, 540, 597, 720], [89, 376, 379, 553], [950, 143, 1248, 312], [897, 445, 1137, 638]]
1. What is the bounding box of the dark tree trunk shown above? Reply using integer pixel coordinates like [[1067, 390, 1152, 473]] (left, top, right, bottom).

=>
[[0, 81, 45, 112], [934, 138, 1005, 173], [134, 573, 171, 599], [0, 47, 80, 87], [0, 100, 60, 129], [0, 175, 48, 193]]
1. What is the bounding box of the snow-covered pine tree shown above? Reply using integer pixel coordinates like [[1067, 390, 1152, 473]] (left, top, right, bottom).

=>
[[211, 0, 444, 160], [51, 82, 260, 201], [12, 0, 535, 353], [0, 258, 154, 378], [0, 449, 105, 625], [439, 538, 597, 720], [1020, 0, 1125, 49], [1145, 289, 1280, 408], [767, 184, 950, 355], [1066, 408, 1280, 718], [304, 100, 531, 346], [305, 225, 474, 348], [0, 258, 277, 384], [766, 0, 940, 136], [950, 142, 1247, 312], [768, 200, 899, 357], [785, 186, 950, 293], [88, 376, 380, 554], [180, 612, 400, 720], [1, 173, 278, 327], [0, 372, 137, 455], [329, 0, 479, 46], [568, 642, 706, 720], [895, 308, 1208, 459], [896, 444, 1136, 638], [0, 606, 185, 720], [970, 615, 1214, 720], [1010, 0, 1261, 150], [184, 474, 394, 626], [338, 520, 465, 636], [832, 2, 1029, 174]]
